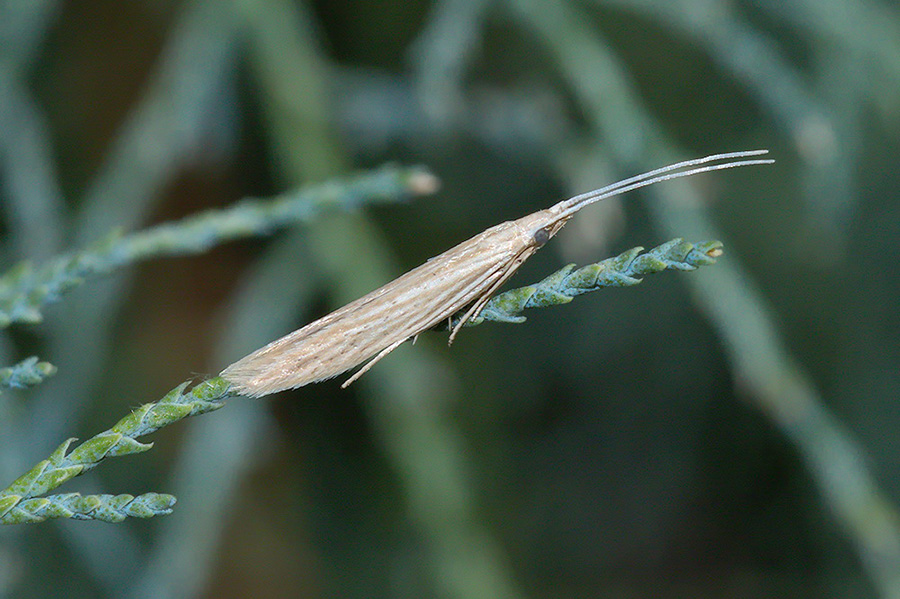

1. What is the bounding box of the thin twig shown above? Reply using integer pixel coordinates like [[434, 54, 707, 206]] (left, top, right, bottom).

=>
[[0, 492, 176, 524], [462, 238, 722, 327], [1, 238, 722, 523], [0, 357, 56, 392], [0, 165, 437, 329], [0, 378, 233, 523]]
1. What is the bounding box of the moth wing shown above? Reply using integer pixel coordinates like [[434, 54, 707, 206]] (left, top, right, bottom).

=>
[[222, 224, 522, 397]]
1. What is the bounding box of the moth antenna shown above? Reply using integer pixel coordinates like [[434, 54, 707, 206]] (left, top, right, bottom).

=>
[[556, 150, 773, 220]]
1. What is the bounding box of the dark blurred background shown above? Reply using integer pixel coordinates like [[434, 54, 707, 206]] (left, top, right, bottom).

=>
[[1, 0, 899, 597]]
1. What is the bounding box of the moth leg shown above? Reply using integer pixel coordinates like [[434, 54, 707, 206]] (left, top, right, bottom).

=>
[[448, 290, 494, 345], [341, 337, 410, 388], [449, 249, 533, 344]]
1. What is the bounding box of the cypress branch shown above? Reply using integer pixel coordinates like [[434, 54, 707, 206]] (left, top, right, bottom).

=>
[[458, 238, 722, 327], [0, 356, 56, 392], [0, 492, 176, 524], [0, 165, 438, 329], [0, 378, 234, 523], [1, 239, 721, 524]]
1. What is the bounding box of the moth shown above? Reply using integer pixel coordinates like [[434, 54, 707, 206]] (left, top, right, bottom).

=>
[[222, 150, 772, 397]]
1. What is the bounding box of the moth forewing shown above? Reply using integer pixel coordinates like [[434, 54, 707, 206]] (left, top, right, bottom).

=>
[[221, 150, 773, 397], [221, 220, 529, 397]]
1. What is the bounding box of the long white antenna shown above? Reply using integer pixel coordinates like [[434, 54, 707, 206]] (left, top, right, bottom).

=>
[[555, 150, 773, 221]]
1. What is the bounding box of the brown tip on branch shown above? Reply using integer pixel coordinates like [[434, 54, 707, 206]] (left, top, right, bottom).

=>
[[409, 171, 441, 196]]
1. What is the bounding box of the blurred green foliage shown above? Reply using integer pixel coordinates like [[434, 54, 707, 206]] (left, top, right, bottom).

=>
[[1, 0, 899, 597]]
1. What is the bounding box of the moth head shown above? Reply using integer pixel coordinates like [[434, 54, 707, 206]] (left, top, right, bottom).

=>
[[513, 206, 573, 249], [528, 214, 571, 248], [532, 226, 551, 247]]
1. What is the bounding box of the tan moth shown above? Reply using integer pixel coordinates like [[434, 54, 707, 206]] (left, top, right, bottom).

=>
[[221, 150, 772, 397]]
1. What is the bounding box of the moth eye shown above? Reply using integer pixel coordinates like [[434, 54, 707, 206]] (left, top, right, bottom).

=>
[[533, 226, 551, 247]]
